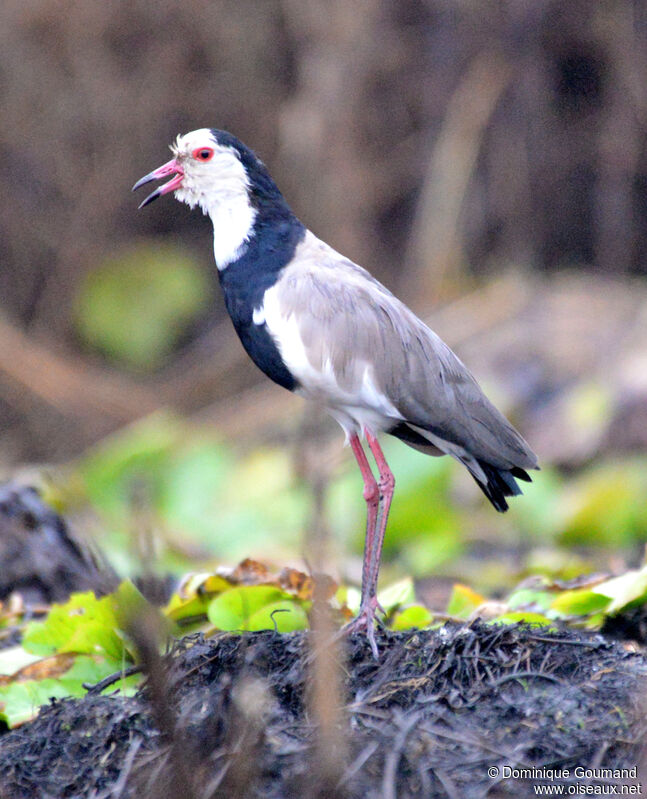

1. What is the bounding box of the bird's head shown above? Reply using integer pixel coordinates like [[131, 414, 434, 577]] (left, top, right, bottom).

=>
[[133, 128, 298, 268], [133, 128, 254, 215]]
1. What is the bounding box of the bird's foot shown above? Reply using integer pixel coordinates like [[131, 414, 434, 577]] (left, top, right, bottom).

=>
[[343, 599, 384, 660]]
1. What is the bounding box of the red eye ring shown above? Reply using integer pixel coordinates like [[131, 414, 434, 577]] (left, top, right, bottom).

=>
[[192, 147, 215, 161]]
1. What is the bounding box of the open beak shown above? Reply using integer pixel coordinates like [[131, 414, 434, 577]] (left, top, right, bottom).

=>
[[132, 158, 184, 208]]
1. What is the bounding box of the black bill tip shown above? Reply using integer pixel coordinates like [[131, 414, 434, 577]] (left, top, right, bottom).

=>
[[132, 173, 155, 193], [137, 188, 162, 209]]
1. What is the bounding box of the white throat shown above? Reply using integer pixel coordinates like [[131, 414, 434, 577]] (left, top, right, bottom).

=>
[[172, 132, 258, 270], [208, 194, 256, 270]]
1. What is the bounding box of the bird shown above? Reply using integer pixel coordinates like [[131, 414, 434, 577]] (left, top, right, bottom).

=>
[[133, 128, 539, 657]]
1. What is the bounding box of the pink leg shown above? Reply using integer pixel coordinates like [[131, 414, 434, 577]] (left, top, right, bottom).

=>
[[349, 434, 379, 607], [365, 430, 395, 612], [346, 431, 395, 659]]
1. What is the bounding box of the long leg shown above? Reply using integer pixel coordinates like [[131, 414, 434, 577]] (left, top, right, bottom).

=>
[[346, 431, 395, 659], [348, 434, 379, 609], [365, 430, 395, 610]]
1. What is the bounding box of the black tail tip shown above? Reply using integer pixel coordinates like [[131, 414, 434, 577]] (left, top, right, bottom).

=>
[[475, 462, 533, 513]]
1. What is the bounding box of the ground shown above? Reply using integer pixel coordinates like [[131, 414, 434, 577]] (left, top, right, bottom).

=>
[[1, 624, 646, 798], [1, 487, 646, 798]]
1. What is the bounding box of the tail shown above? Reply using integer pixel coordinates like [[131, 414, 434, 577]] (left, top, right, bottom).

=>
[[386, 422, 537, 512], [470, 461, 533, 513]]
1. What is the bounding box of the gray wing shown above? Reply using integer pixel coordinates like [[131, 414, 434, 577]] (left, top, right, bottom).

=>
[[275, 233, 538, 475]]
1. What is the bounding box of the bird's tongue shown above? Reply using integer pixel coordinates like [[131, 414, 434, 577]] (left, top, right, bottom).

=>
[[132, 158, 184, 208]]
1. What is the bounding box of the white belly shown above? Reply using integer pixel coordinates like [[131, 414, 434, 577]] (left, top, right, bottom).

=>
[[260, 285, 402, 439]]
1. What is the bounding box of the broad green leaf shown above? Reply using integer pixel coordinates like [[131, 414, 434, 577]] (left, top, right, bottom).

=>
[[378, 578, 415, 614], [447, 584, 487, 619], [550, 589, 610, 617], [110, 579, 153, 630], [390, 604, 433, 630], [111, 580, 168, 653], [247, 601, 309, 632], [23, 592, 121, 659], [166, 596, 211, 627], [207, 586, 287, 631], [0, 678, 79, 727], [507, 584, 554, 613], [22, 585, 142, 663], [165, 573, 242, 627], [0, 656, 139, 728], [583, 612, 606, 629], [593, 567, 647, 614]]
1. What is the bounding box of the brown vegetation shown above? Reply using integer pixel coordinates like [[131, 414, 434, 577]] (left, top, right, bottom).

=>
[[1, 1, 647, 462]]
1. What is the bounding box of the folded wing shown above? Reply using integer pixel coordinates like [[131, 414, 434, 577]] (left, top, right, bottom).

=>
[[268, 233, 538, 509]]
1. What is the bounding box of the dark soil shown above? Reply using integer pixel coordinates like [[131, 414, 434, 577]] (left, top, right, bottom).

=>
[[0, 483, 116, 604], [1, 624, 646, 799], [1, 484, 647, 798]]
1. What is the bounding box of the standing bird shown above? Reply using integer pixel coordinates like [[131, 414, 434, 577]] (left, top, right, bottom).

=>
[[133, 129, 538, 657]]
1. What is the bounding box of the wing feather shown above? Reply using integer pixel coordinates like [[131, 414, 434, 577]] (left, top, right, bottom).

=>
[[271, 232, 538, 471]]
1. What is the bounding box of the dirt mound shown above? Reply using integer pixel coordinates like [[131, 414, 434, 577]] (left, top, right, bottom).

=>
[[1, 622, 645, 799], [0, 482, 115, 604]]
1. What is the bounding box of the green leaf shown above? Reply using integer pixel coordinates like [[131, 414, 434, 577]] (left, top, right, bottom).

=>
[[111, 581, 168, 652], [165, 573, 257, 629], [550, 589, 610, 617], [0, 656, 139, 728], [23, 593, 113, 658], [207, 586, 287, 631], [377, 578, 416, 614], [247, 601, 309, 632], [593, 567, 647, 614], [507, 584, 554, 613], [0, 678, 78, 727], [22, 586, 140, 663], [0, 582, 154, 728], [390, 604, 433, 630], [447, 584, 487, 619], [165, 596, 211, 628]]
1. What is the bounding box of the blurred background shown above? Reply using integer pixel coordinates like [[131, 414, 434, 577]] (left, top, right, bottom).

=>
[[1, 0, 646, 600]]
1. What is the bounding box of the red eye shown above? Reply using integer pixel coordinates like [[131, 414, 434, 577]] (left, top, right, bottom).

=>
[[192, 147, 214, 161]]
